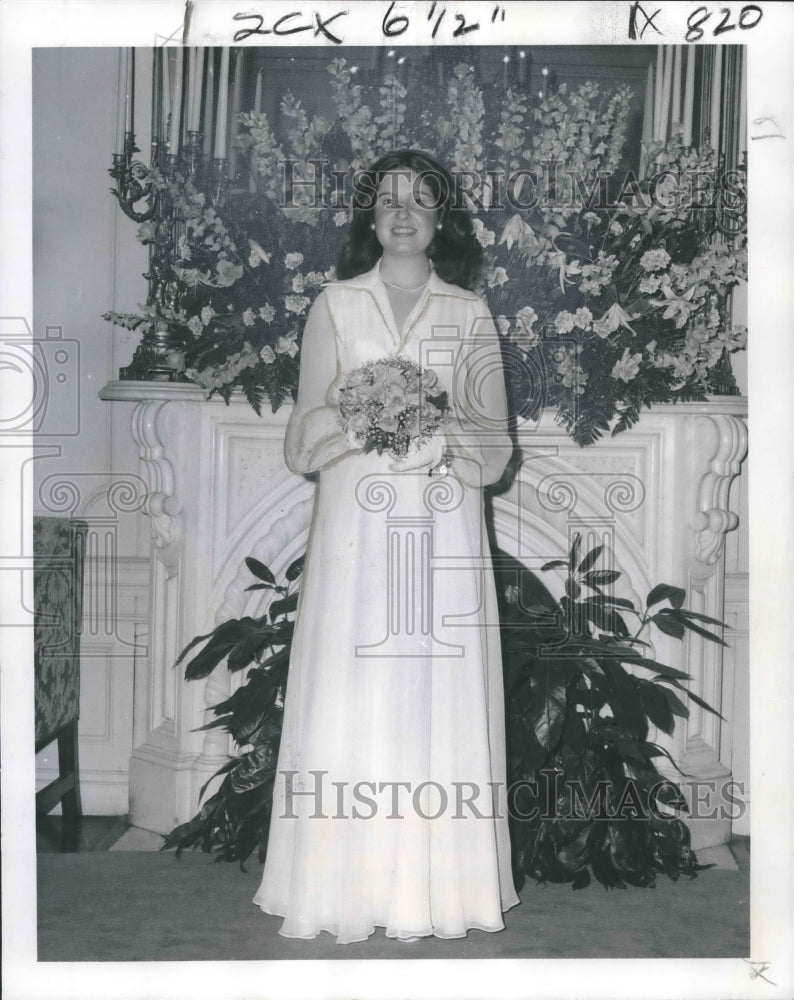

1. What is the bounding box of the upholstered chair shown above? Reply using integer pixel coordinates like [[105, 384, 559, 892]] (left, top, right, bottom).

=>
[[34, 517, 88, 822]]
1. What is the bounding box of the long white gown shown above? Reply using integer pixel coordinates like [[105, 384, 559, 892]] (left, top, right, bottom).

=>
[[253, 260, 520, 943]]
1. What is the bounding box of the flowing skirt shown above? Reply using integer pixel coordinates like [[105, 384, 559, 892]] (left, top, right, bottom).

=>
[[253, 448, 519, 943]]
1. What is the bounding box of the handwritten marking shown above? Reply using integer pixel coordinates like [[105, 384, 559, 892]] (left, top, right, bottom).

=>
[[751, 116, 785, 140], [628, 2, 663, 39], [232, 9, 348, 44], [744, 960, 776, 986]]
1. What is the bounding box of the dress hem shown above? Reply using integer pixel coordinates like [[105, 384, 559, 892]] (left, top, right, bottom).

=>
[[253, 894, 521, 945]]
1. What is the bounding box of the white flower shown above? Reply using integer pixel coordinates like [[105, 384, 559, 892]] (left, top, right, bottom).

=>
[[472, 218, 496, 248], [333, 211, 348, 227], [609, 221, 624, 236], [258, 304, 276, 323], [573, 307, 593, 330], [166, 350, 186, 372], [554, 311, 576, 335], [284, 252, 304, 270], [276, 331, 299, 357], [592, 303, 638, 339], [200, 305, 216, 326], [639, 248, 671, 272], [496, 315, 511, 336], [260, 345, 276, 363], [242, 308, 256, 327], [639, 275, 661, 294], [499, 214, 536, 251], [517, 305, 538, 331], [247, 239, 271, 267], [487, 266, 509, 288], [649, 284, 696, 328], [187, 316, 204, 338], [645, 340, 657, 355], [610, 347, 643, 382], [284, 294, 310, 315], [292, 273, 306, 293], [323, 266, 337, 283]]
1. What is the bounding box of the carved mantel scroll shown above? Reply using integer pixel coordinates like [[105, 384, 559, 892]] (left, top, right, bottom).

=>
[[692, 413, 749, 568]]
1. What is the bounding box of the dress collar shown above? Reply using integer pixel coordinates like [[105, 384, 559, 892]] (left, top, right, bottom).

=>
[[334, 258, 479, 301]]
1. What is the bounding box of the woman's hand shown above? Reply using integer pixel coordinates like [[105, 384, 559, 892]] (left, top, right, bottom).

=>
[[389, 436, 444, 472]]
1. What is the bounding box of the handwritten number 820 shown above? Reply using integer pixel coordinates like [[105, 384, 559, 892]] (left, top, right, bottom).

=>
[[686, 5, 763, 41]]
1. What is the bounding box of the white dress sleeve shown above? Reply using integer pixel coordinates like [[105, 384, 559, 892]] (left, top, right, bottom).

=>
[[284, 289, 353, 475], [444, 298, 513, 488]]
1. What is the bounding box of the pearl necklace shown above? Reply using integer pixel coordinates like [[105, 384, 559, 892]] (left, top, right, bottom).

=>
[[380, 266, 432, 293]]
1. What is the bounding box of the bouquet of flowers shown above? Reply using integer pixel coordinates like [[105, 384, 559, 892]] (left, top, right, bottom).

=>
[[337, 356, 450, 460]]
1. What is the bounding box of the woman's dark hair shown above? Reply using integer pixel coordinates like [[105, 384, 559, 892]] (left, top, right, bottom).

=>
[[335, 149, 482, 291]]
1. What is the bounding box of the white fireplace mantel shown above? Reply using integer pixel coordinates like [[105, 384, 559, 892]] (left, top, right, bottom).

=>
[[100, 381, 748, 848]]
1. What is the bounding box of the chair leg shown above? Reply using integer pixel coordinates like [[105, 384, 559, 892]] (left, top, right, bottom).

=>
[[58, 721, 82, 823]]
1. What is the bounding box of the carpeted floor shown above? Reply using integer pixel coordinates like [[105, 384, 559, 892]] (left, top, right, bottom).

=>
[[37, 849, 749, 961]]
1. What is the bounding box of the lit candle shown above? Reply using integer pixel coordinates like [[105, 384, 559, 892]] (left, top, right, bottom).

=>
[[186, 48, 196, 133], [503, 54, 509, 88], [161, 49, 171, 144], [125, 48, 135, 136], [115, 48, 128, 154], [214, 47, 230, 159], [738, 46, 747, 158], [671, 45, 682, 130], [189, 47, 204, 132], [151, 45, 161, 143], [253, 67, 262, 115], [169, 46, 184, 154], [228, 48, 243, 178], [709, 46, 723, 152], [659, 45, 672, 142], [249, 67, 263, 192], [202, 50, 215, 157], [653, 45, 663, 140], [541, 65, 548, 99], [639, 61, 653, 177], [682, 46, 695, 146], [518, 51, 526, 85]]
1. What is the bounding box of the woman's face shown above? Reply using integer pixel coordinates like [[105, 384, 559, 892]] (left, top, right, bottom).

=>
[[372, 169, 439, 260]]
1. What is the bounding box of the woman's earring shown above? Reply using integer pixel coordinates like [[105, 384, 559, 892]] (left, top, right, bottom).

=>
[[435, 222, 443, 230], [370, 223, 376, 231]]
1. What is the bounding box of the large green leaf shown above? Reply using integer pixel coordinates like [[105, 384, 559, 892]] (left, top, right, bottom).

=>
[[651, 608, 686, 639], [528, 658, 575, 752], [577, 544, 604, 574], [226, 623, 278, 673], [646, 583, 686, 609], [285, 555, 305, 581], [245, 557, 276, 585], [568, 534, 582, 572], [634, 677, 675, 734], [667, 679, 726, 721], [230, 744, 278, 795], [175, 628, 221, 667], [584, 569, 621, 587], [269, 591, 299, 621]]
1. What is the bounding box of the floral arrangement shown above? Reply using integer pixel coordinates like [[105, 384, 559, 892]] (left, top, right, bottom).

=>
[[337, 356, 450, 459], [106, 57, 746, 445]]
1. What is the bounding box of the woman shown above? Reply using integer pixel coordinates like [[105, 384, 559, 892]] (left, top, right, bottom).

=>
[[254, 150, 519, 943]]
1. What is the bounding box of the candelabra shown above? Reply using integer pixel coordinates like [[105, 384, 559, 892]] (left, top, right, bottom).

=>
[[109, 124, 228, 380]]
